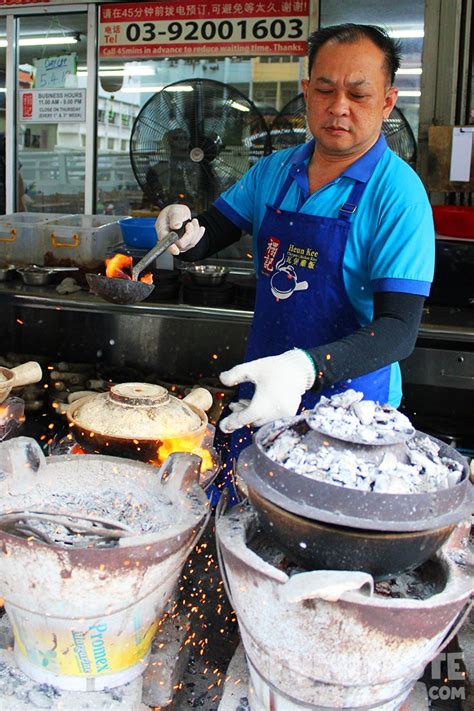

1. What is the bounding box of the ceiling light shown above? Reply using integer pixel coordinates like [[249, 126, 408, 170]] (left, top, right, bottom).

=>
[[397, 90, 421, 97], [121, 85, 194, 93], [78, 66, 155, 77], [388, 30, 424, 39], [165, 85, 193, 92], [229, 100, 250, 112], [0, 36, 78, 47], [21, 36, 78, 46], [396, 68, 422, 75]]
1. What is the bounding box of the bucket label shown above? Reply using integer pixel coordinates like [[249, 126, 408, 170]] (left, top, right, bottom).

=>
[[7, 606, 158, 677]]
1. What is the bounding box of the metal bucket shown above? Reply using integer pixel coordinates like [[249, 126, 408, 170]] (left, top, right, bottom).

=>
[[216, 503, 473, 711]]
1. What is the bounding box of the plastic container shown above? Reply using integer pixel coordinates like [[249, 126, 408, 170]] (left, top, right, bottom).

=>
[[44, 214, 125, 269], [0, 212, 64, 266], [119, 217, 174, 269], [432, 205, 474, 239], [119, 217, 157, 249]]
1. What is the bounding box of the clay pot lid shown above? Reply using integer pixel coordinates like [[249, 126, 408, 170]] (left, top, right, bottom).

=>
[[70, 382, 206, 439], [110, 383, 171, 406]]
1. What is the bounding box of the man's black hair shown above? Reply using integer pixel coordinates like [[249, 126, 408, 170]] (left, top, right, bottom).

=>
[[308, 24, 402, 85]]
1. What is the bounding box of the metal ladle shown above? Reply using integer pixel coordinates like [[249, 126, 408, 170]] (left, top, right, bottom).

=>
[[86, 221, 189, 305]]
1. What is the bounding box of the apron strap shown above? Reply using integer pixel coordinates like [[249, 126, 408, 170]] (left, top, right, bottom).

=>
[[338, 180, 367, 222], [273, 173, 295, 210]]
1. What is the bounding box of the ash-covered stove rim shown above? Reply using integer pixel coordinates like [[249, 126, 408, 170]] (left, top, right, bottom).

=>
[[216, 504, 474, 609], [0, 452, 210, 551], [237, 431, 472, 532]]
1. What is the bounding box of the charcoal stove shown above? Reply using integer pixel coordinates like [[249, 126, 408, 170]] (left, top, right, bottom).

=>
[[216, 502, 473, 711], [237, 415, 472, 580]]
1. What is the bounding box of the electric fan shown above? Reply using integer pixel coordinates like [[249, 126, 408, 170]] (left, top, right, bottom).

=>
[[130, 79, 271, 212], [271, 93, 417, 166]]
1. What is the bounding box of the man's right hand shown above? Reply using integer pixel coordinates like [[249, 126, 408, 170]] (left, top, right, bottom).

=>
[[155, 205, 205, 256]]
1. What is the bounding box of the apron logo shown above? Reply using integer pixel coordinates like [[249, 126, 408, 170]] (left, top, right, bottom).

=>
[[270, 256, 309, 301], [262, 236, 281, 275]]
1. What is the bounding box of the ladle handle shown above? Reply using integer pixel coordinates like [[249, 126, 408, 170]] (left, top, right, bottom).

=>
[[10, 361, 42, 388], [131, 219, 191, 280]]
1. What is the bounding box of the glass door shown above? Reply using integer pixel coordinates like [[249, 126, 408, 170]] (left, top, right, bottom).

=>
[[16, 12, 88, 213]]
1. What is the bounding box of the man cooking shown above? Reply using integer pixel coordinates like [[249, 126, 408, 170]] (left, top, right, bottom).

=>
[[156, 23, 435, 497]]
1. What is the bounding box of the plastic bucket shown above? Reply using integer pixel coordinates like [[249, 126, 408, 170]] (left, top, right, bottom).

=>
[[119, 217, 157, 249], [0, 449, 210, 691], [432, 205, 474, 239], [6, 593, 158, 691]]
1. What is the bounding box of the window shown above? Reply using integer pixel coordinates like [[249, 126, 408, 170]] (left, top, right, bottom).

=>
[[320, 0, 425, 136], [17, 12, 88, 213]]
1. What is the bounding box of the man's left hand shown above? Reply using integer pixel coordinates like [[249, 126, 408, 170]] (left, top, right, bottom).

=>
[[219, 349, 316, 433]]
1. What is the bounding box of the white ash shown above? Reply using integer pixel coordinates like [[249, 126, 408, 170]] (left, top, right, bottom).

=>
[[263, 429, 463, 494], [306, 389, 415, 444], [0, 487, 177, 548]]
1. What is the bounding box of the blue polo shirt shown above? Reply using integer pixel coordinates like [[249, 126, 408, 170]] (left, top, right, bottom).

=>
[[215, 135, 434, 405]]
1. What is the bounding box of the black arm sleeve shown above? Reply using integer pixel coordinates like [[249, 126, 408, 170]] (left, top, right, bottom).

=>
[[307, 292, 425, 390], [177, 205, 242, 262]]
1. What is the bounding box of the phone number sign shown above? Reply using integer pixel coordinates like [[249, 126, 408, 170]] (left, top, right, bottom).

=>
[[99, 1, 309, 59]]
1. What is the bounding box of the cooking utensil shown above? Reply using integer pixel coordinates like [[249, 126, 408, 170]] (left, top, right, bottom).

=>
[[0, 361, 43, 404], [0, 264, 16, 282], [86, 221, 189, 305], [248, 487, 456, 581], [240, 426, 471, 532], [16, 265, 79, 286], [187, 265, 229, 286], [66, 383, 213, 464], [238, 425, 472, 577]]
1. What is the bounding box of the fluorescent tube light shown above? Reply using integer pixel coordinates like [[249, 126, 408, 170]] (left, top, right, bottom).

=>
[[229, 100, 250, 112], [79, 66, 155, 77], [165, 85, 193, 92], [396, 68, 422, 75], [122, 85, 194, 93], [397, 90, 421, 97], [388, 30, 424, 39], [0, 36, 78, 47]]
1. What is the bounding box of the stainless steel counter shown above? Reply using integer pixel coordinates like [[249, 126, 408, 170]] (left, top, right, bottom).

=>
[[0, 281, 252, 379], [1, 280, 474, 385]]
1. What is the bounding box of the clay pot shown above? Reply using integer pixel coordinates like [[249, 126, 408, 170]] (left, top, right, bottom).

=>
[[66, 382, 213, 464]]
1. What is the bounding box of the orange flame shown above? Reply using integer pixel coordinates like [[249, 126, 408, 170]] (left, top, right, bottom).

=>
[[105, 254, 153, 284], [106, 253, 132, 280], [157, 437, 214, 473]]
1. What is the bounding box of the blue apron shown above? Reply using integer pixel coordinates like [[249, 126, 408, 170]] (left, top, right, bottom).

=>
[[212, 142, 389, 504]]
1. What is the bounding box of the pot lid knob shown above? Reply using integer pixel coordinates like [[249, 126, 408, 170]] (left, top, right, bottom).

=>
[[109, 383, 170, 407]]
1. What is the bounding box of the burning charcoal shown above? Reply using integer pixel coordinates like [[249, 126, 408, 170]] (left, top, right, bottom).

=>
[[261, 391, 466, 494], [378, 452, 398, 472], [0, 436, 46, 496], [357, 426, 379, 443], [306, 390, 414, 445], [330, 389, 363, 409], [352, 399, 376, 425], [372, 473, 412, 494]]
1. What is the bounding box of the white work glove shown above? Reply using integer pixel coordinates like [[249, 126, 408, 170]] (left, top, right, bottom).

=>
[[219, 349, 316, 433], [155, 204, 205, 256]]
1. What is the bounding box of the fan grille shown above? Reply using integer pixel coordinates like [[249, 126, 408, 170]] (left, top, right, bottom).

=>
[[130, 79, 271, 212], [270, 94, 417, 166]]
